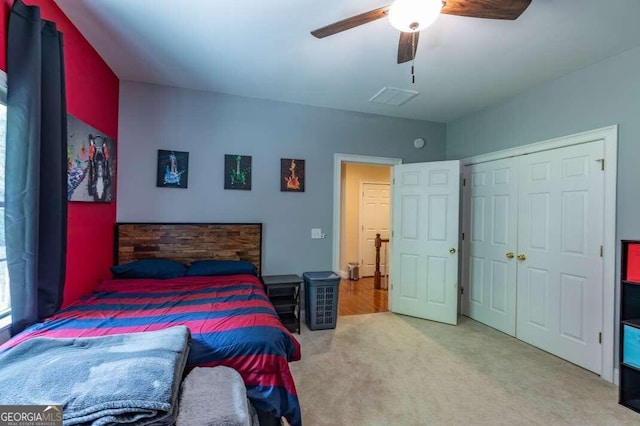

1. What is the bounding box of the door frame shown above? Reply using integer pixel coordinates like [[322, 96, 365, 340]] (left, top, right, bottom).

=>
[[359, 180, 391, 277], [460, 125, 617, 383], [333, 154, 402, 276]]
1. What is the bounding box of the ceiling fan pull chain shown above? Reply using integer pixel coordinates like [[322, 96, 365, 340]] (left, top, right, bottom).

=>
[[411, 32, 416, 84]]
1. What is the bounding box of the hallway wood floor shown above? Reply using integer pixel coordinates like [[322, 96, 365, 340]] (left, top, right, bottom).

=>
[[338, 276, 389, 316]]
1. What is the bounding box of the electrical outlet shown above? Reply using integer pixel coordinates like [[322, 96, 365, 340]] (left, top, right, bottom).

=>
[[311, 228, 322, 239]]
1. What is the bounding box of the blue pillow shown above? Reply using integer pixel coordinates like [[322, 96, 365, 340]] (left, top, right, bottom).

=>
[[111, 259, 187, 279], [186, 260, 257, 277]]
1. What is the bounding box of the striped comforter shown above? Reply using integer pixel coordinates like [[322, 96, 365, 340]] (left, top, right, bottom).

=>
[[0, 274, 302, 426]]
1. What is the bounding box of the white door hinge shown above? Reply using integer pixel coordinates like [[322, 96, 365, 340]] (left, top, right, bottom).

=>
[[598, 332, 602, 344], [600, 245, 603, 257], [460, 287, 464, 295], [462, 232, 465, 241]]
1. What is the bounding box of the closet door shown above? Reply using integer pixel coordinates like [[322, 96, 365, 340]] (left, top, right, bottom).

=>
[[464, 158, 518, 335], [516, 140, 604, 374]]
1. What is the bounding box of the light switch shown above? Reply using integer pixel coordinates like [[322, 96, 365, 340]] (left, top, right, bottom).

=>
[[311, 228, 322, 239]]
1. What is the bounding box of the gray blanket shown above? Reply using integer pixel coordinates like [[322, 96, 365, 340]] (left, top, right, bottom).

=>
[[0, 326, 191, 426]]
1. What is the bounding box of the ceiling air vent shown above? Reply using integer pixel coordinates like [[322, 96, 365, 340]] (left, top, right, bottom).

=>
[[369, 86, 419, 106]]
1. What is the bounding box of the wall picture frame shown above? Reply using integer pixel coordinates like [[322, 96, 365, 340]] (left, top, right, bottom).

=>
[[281, 158, 305, 192], [157, 150, 189, 188], [224, 154, 252, 190], [67, 114, 116, 202]]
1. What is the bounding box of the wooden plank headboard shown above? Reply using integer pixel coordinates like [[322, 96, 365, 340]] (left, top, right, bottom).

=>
[[114, 223, 263, 275]]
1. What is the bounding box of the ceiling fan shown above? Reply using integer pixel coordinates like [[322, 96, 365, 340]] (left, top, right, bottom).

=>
[[311, 0, 532, 64]]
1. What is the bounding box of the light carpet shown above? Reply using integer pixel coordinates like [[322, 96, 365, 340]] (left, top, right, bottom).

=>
[[289, 313, 638, 425]]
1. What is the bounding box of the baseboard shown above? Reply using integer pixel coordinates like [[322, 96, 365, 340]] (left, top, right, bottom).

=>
[[338, 269, 348, 279]]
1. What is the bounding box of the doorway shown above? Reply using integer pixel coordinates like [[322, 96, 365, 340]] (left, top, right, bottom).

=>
[[333, 154, 401, 316], [360, 182, 390, 278], [460, 125, 618, 383], [464, 141, 604, 373]]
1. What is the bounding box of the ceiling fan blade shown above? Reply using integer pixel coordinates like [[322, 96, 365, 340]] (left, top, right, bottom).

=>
[[397, 32, 419, 64], [311, 6, 390, 38], [442, 0, 532, 20]]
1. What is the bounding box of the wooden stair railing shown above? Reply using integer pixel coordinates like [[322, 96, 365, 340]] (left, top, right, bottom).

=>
[[374, 233, 389, 289]]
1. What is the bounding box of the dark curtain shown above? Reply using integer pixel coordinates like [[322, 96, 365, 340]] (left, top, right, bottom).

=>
[[6, 0, 68, 335]]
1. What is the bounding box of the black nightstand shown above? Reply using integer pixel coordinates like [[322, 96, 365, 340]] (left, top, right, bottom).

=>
[[262, 274, 301, 334]]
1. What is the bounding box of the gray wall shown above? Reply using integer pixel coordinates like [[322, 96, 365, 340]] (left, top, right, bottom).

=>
[[447, 45, 640, 367], [447, 45, 640, 241], [117, 81, 446, 276]]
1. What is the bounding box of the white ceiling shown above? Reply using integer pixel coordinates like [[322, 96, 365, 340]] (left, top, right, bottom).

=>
[[54, 0, 640, 123]]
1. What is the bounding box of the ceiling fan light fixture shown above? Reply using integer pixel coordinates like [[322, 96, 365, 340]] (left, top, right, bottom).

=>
[[388, 0, 443, 33]]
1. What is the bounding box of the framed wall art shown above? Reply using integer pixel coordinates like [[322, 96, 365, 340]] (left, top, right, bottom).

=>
[[157, 150, 189, 188], [224, 154, 252, 190], [67, 114, 116, 202], [281, 158, 305, 192]]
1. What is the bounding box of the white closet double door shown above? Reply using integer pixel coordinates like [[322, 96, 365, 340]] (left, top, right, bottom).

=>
[[463, 141, 604, 374]]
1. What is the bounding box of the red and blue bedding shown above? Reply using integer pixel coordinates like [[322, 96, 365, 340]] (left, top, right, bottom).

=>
[[0, 274, 302, 425]]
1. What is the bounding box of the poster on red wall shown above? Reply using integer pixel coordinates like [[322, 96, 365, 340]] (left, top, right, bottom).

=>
[[67, 114, 116, 202]]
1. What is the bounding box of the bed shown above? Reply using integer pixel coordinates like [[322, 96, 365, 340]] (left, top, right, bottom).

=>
[[0, 223, 302, 426]]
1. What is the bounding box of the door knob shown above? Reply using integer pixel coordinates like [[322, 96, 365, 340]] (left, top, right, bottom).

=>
[[506, 252, 514, 259], [449, 248, 456, 254], [517, 254, 526, 261]]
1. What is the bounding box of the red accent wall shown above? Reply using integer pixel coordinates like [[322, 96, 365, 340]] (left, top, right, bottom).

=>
[[0, 0, 119, 305]]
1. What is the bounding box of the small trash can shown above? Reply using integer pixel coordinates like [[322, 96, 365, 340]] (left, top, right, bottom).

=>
[[347, 262, 360, 281], [303, 271, 341, 330]]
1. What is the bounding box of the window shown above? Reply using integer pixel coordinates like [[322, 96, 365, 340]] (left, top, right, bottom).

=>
[[0, 73, 7, 322]]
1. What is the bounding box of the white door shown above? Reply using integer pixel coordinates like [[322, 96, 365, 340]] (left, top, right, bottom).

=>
[[516, 141, 604, 373], [464, 158, 518, 336], [360, 183, 391, 277], [390, 161, 460, 325]]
